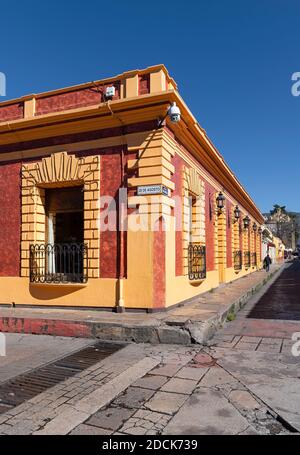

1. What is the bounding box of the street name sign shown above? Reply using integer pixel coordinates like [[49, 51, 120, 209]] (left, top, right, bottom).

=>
[[137, 185, 169, 196]]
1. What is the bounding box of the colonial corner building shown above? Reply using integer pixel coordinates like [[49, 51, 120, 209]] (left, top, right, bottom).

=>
[[0, 65, 264, 311]]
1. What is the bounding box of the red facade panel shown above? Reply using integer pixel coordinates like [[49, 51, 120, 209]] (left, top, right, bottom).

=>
[[100, 150, 122, 278], [0, 162, 21, 276], [138, 74, 150, 95], [36, 82, 121, 115], [226, 202, 233, 268], [0, 103, 24, 122], [239, 219, 243, 252], [205, 182, 216, 272], [172, 153, 183, 276]]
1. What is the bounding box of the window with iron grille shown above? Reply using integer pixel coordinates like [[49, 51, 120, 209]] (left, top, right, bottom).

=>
[[244, 251, 251, 269], [188, 244, 206, 280], [233, 250, 242, 270], [251, 252, 257, 267], [30, 243, 88, 284]]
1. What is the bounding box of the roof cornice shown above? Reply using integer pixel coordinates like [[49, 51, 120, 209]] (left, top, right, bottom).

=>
[[0, 85, 263, 223]]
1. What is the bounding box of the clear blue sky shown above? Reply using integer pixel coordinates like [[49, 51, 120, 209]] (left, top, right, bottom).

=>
[[1, 0, 299, 213]]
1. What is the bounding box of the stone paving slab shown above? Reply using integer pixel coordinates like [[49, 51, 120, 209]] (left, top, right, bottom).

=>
[[70, 424, 112, 435], [160, 377, 198, 394], [163, 387, 252, 435], [144, 391, 188, 415], [0, 265, 283, 345], [175, 366, 208, 381], [86, 407, 135, 431], [131, 374, 168, 390], [228, 390, 261, 412], [112, 386, 155, 409], [211, 347, 300, 432]]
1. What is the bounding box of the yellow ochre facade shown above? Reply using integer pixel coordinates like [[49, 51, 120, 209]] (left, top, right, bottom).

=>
[[0, 65, 264, 311]]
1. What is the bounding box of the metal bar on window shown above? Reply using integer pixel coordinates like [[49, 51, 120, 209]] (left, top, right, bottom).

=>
[[234, 250, 242, 270], [29, 243, 88, 284], [188, 243, 206, 280]]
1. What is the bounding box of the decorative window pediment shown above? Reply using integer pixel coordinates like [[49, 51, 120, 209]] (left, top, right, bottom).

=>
[[22, 151, 99, 187], [184, 167, 202, 197]]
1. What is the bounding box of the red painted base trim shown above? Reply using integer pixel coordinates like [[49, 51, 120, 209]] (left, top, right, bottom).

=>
[[0, 317, 93, 338]]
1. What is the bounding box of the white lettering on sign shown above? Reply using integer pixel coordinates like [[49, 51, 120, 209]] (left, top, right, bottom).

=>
[[137, 185, 169, 196]]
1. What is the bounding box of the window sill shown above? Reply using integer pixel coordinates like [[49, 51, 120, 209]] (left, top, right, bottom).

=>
[[29, 282, 88, 288], [189, 278, 206, 286]]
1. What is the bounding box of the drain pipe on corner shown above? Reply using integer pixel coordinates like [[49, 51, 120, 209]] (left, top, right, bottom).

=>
[[106, 100, 126, 313]]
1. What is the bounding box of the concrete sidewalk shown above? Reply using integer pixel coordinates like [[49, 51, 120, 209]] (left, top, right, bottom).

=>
[[0, 264, 284, 345]]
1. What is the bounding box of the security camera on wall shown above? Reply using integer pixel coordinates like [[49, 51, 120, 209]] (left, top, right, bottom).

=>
[[167, 102, 181, 123], [105, 86, 116, 100]]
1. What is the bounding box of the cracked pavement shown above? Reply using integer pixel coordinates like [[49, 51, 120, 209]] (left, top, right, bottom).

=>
[[0, 334, 299, 435], [0, 264, 300, 435]]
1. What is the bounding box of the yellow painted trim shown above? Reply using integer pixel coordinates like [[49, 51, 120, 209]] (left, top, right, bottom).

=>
[[150, 69, 167, 93], [125, 73, 139, 98], [128, 175, 175, 191], [24, 97, 36, 118]]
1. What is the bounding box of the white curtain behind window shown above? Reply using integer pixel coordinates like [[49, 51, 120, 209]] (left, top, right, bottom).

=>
[[48, 213, 56, 274]]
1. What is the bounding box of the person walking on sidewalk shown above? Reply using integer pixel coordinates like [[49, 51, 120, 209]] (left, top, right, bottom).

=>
[[263, 253, 272, 272]]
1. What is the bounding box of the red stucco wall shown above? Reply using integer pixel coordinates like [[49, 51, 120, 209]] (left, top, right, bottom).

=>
[[0, 162, 21, 276], [98, 146, 136, 279], [172, 153, 183, 276], [100, 149, 122, 279], [226, 202, 233, 268], [0, 103, 23, 122], [205, 182, 216, 272], [35, 83, 121, 116], [138, 74, 150, 95], [239, 218, 243, 252], [0, 76, 151, 121]]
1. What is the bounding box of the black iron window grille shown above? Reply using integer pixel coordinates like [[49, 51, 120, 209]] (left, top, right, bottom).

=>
[[251, 252, 257, 267], [244, 251, 251, 269], [30, 243, 88, 284], [233, 250, 242, 270], [188, 243, 206, 280]]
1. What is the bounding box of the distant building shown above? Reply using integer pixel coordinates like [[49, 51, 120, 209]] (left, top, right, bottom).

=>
[[263, 207, 299, 250], [261, 226, 285, 264], [290, 212, 300, 248]]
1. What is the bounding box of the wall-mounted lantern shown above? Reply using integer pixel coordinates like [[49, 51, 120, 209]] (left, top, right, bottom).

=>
[[216, 192, 225, 211], [253, 222, 257, 232], [258, 227, 262, 235], [243, 215, 250, 229], [233, 205, 241, 222]]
